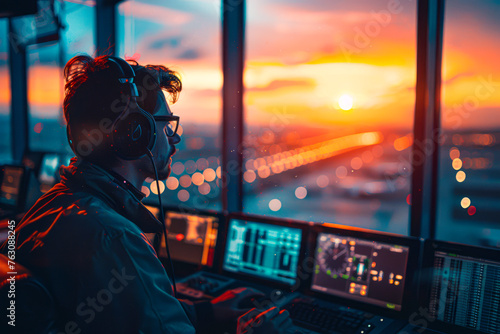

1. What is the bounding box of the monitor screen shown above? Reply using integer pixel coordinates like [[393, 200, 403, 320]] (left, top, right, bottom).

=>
[[160, 212, 219, 267], [39, 154, 60, 185], [311, 232, 410, 311], [428, 251, 500, 334], [223, 219, 302, 286], [0, 166, 24, 207]]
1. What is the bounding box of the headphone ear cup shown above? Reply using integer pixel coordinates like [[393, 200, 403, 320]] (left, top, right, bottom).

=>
[[113, 110, 156, 160]]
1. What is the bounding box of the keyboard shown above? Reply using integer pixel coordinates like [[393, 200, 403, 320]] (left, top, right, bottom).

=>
[[177, 272, 235, 299], [284, 298, 377, 334]]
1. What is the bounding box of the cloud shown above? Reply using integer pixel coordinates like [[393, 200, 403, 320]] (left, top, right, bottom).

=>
[[247, 79, 316, 92], [118, 2, 193, 26], [149, 36, 182, 50], [177, 49, 201, 60]]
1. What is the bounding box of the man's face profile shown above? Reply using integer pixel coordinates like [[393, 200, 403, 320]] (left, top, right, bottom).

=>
[[149, 92, 180, 180]]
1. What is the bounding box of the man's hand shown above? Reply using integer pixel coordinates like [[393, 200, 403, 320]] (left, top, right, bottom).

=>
[[210, 287, 265, 323], [237, 306, 293, 334]]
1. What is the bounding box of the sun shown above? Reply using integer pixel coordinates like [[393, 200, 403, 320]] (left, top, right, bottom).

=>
[[338, 94, 354, 111]]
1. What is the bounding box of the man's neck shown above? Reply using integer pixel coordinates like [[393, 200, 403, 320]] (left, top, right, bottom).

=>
[[108, 163, 145, 191]]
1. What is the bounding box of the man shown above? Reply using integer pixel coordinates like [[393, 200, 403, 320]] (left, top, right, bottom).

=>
[[5, 55, 292, 333]]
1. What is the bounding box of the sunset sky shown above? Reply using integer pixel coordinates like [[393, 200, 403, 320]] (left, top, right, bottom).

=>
[[1, 0, 499, 131]]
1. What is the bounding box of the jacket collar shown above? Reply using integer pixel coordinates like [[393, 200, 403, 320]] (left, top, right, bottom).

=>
[[59, 158, 163, 233]]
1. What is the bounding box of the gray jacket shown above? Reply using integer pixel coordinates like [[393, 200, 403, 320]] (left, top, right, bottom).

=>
[[5, 158, 213, 333]]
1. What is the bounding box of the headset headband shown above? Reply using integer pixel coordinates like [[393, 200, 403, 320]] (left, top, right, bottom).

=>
[[106, 57, 139, 97]]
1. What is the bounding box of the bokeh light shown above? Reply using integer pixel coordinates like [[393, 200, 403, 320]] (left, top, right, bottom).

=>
[[203, 168, 216, 182], [192, 172, 204, 186], [166, 177, 179, 190], [150, 180, 165, 195], [244, 170, 257, 183], [460, 197, 471, 209], [269, 199, 282, 211], [177, 189, 190, 202], [452, 158, 462, 170], [295, 187, 307, 199], [316, 175, 329, 188], [456, 171, 466, 182], [179, 175, 192, 188], [141, 185, 150, 197], [198, 183, 210, 195]]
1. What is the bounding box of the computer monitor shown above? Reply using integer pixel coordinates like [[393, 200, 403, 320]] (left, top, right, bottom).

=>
[[423, 240, 500, 334], [39, 153, 60, 185], [222, 215, 305, 286], [0, 166, 25, 208], [160, 210, 220, 267], [310, 225, 419, 313]]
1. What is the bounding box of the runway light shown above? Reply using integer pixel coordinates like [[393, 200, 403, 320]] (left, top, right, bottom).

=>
[[295, 187, 307, 199], [269, 199, 282, 211], [456, 171, 466, 182], [461, 197, 471, 209]]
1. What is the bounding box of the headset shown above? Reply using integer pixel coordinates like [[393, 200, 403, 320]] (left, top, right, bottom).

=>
[[67, 56, 157, 160], [66, 56, 178, 296]]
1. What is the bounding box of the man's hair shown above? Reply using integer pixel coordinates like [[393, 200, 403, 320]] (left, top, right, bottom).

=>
[[63, 55, 182, 164]]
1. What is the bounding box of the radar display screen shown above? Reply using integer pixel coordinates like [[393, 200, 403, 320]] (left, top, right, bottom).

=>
[[223, 219, 302, 285], [311, 232, 409, 311]]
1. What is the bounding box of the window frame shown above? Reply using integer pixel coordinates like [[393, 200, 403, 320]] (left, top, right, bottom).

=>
[[4, 0, 451, 240]]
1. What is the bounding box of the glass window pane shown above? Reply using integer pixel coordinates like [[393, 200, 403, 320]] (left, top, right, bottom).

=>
[[27, 2, 95, 154], [27, 43, 67, 153], [437, 0, 500, 247], [0, 19, 11, 163], [117, 0, 222, 210], [244, 1, 416, 234], [61, 1, 95, 61]]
